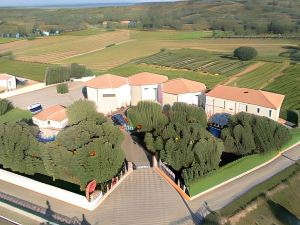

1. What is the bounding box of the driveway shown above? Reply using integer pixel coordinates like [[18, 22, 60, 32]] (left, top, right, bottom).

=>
[[7, 82, 85, 109]]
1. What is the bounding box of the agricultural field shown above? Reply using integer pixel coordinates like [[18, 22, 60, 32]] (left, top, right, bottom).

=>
[[0, 30, 130, 63], [0, 59, 49, 82], [106, 63, 226, 88], [0, 29, 297, 72], [136, 49, 253, 76], [264, 64, 300, 117], [228, 62, 287, 89]]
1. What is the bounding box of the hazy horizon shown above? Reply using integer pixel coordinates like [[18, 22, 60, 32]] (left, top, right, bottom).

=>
[[0, 0, 177, 7]]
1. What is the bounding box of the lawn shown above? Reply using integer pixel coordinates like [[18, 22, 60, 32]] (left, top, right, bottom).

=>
[[264, 64, 300, 118], [0, 38, 18, 44], [228, 62, 286, 89], [0, 108, 32, 124], [0, 60, 49, 82], [106, 63, 226, 89], [189, 128, 300, 197]]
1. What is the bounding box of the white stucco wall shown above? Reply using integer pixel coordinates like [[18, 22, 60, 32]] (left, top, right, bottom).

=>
[[141, 84, 159, 101], [32, 118, 69, 129], [205, 96, 280, 121], [0, 77, 16, 90], [87, 84, 131, 115]]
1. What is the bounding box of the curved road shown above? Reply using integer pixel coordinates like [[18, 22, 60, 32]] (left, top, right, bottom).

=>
[[189, 143, 300, 219]]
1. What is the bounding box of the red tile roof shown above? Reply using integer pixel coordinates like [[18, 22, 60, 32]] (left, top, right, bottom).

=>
[[163, 78, 206, 94], [34, 105, 67, 122], [86, 74, 127, 89], [206, 85, 285, 109], [128, 72, 168, 86]]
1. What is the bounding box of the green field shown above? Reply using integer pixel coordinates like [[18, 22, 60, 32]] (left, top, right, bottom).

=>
[[228, 62, 286, 89], [0, 38, 17, 44], [264, 64, 300, 117], [107, 63, 226, 88], [136, 49, 253, 76], [0, 60, 49, 82], [0, 108, 32, 124]]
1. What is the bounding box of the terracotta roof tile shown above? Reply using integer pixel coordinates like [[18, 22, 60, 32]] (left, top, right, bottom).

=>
[[129, 72, 168, 86], [206, 85, 285, 109], [34, 105, 67, 122], [163, 78, 206, 94], [86, 74, 127, 89]]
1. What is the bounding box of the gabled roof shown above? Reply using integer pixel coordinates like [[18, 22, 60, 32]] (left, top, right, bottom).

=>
[[206, 85, 285, 109], [0, 74, 13, 81], [128, 72, 168, 86], [86, 74, 127, 89], [163, 78, 206, 94], [33, 105, 67, 122]]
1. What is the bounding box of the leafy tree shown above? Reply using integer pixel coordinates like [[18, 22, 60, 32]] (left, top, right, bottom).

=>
[[0, 122, 44, 175], [287, 109, 299, 127], [222, 112, 290, 155], [234, 46, 258, 61], [66, 100, 107, 125], [56, 83, 69, 94], [0, 99, 14, 115]]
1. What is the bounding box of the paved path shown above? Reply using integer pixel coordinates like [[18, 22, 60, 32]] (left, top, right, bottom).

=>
[[189, 143, 300, 219], [121, 131, 151, 168], [8, 81, 85, 109], [0, 169, 194, 225]]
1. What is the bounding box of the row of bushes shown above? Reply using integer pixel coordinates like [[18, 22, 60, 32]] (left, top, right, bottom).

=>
[[45, 63, 93, 85]]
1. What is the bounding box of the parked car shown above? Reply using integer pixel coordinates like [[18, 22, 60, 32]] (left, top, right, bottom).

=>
[[28, 103, 42, 114], [111, 114, 127, 126]]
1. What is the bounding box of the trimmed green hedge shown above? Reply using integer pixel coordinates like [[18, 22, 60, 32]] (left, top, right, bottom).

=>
[[56, 83, 69, 94]]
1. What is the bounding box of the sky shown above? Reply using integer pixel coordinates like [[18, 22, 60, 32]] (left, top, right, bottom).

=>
[[0, 0, 176, 7]]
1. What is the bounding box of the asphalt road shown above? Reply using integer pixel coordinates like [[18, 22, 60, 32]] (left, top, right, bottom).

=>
[[7, 81, 85, 110], [189, 143, 300, 218]]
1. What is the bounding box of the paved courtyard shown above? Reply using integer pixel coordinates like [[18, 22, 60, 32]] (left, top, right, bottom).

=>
[[7, 82, 85, 109]]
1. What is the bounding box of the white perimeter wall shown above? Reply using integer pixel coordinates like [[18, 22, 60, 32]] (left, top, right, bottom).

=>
[[205, 96, 280, 121], [0, 169, 103, 211], [178, 92, 203, 106]]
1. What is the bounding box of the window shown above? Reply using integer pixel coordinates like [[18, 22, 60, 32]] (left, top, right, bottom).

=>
[[245, 105, 248, 112], [47, 121, 51, 125], [257, 108, 260, 114], [269, 110, 272, 117], [103, 94, 115, 97]]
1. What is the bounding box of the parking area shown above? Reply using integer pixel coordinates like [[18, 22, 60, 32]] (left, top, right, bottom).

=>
[[8, 82, 85, 110]]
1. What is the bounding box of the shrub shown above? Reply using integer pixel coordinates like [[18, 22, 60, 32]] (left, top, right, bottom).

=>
[[287, 109, 299, 127], [221, 112, 290, 155], [0, 99, 14, 115], [234, 46, 258, 61], [56, 83, 69, 94]]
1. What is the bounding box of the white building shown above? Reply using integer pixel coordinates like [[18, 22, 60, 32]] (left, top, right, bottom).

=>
[[42, 31, 50, 36], [205, 85, 285, 121], [129, 72, 168, 105], [32, 105, 68, 130], [86, 74, 131, 115], [163, 78, 206, 107], [0, 74, 16, 91]]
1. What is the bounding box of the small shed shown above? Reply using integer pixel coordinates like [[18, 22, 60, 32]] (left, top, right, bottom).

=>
[[129, 72, 168, 105], [32, 105, 68, 130]]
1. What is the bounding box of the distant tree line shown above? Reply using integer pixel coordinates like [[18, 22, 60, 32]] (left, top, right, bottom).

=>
[[1, 0, 300, 36], [0, 100, 125, 191], [45, 63, 93, 85]]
